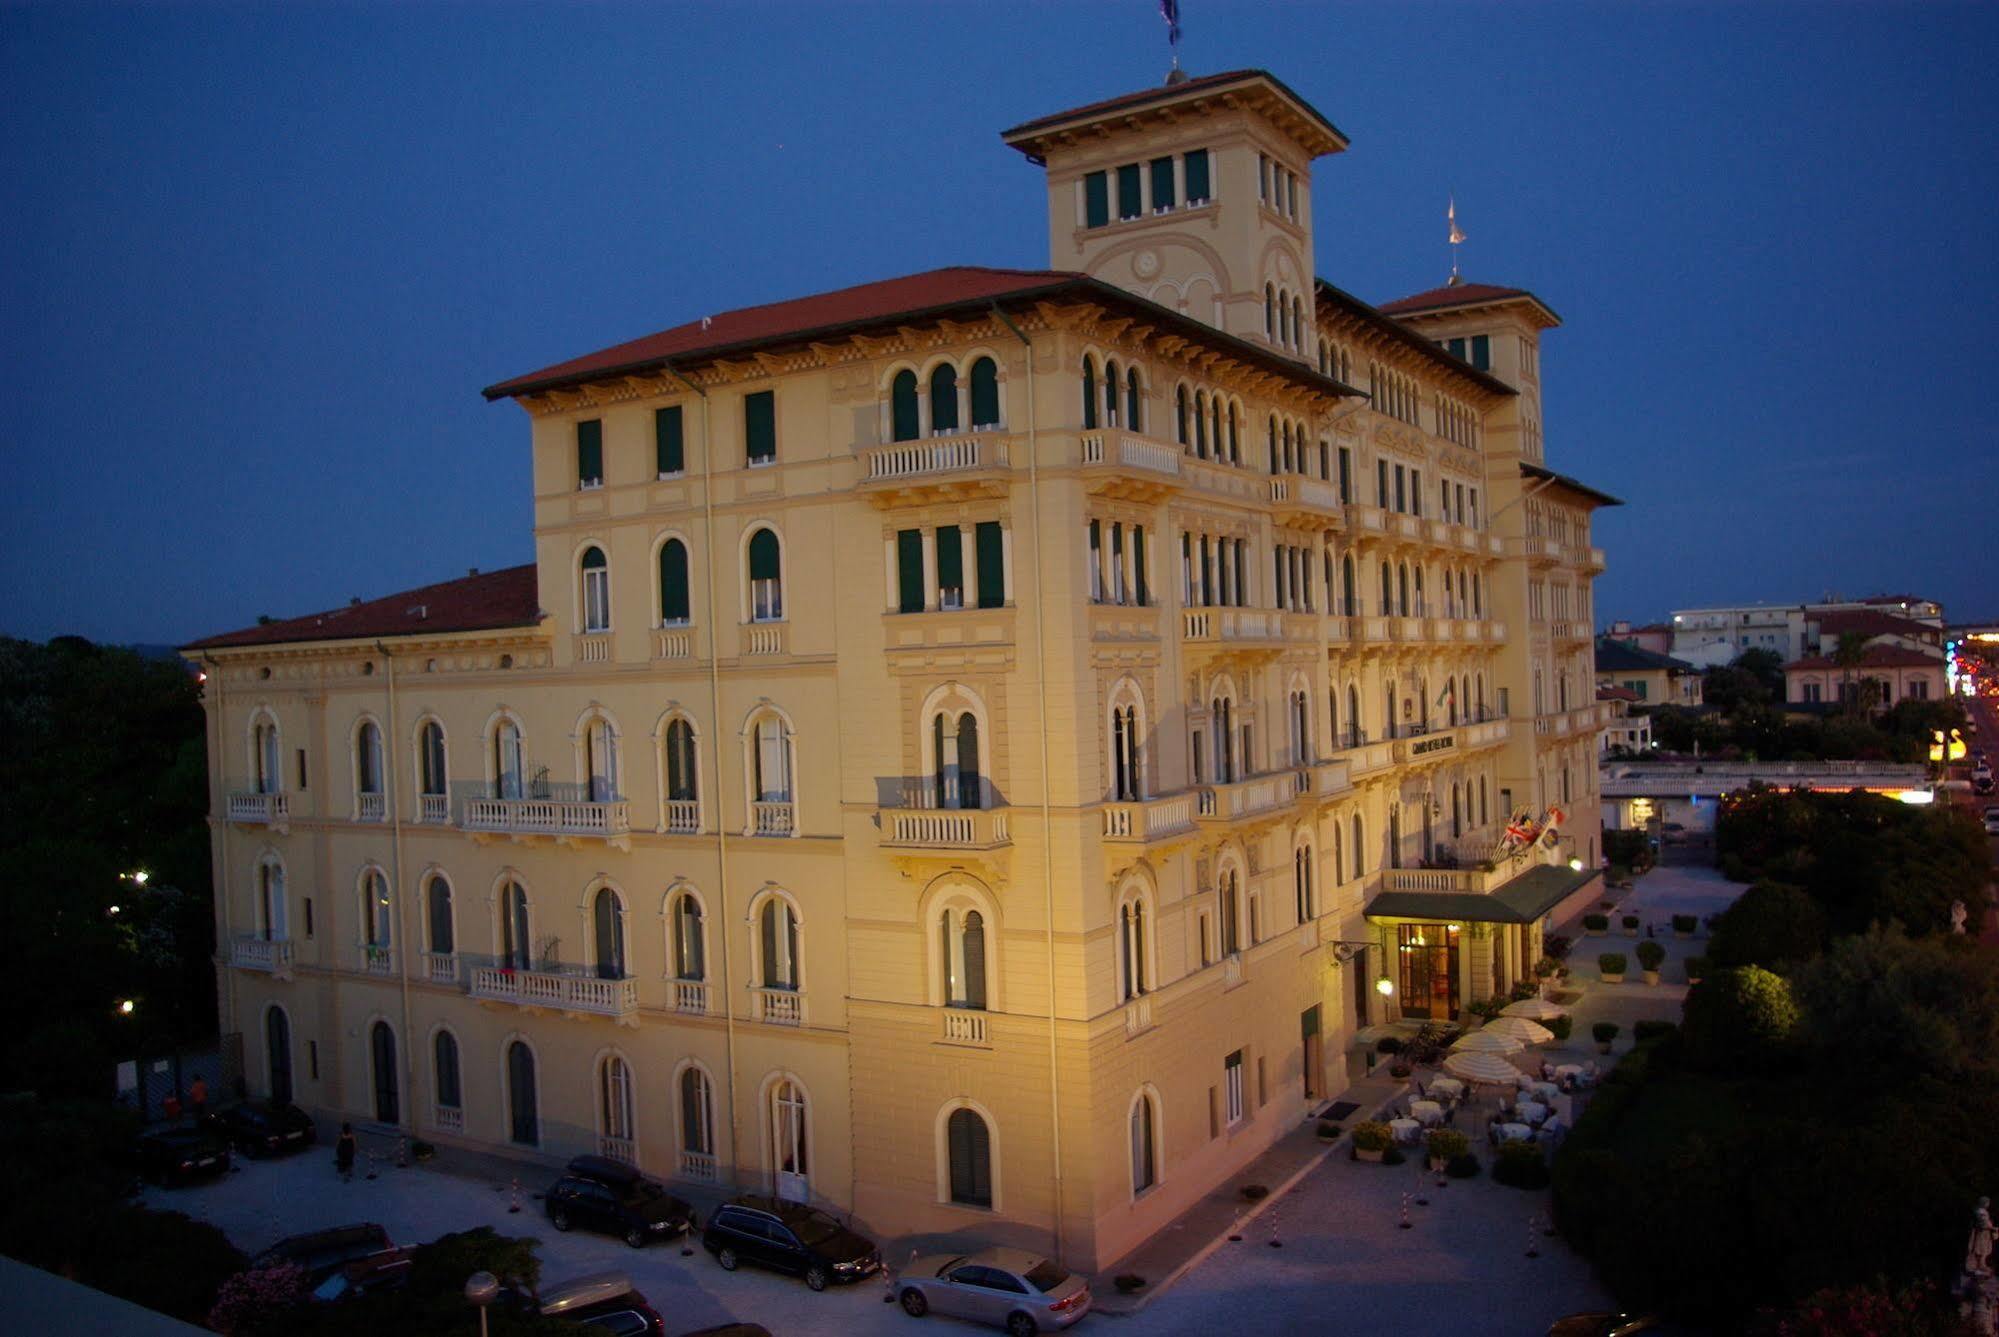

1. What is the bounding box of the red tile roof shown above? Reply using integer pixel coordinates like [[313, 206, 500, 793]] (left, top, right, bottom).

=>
[[1597, 686, 1642, 703], [485, 267, 1075, 400], [1378, 281, 1562, 327], [1314, 279, 1515, 398], [1858, 593, 1931, 606], [184, 564, 541, 651], [1785, 645, 1944, 671], [1811, 608, 1938, 641], [999, 69, 1346, 153]]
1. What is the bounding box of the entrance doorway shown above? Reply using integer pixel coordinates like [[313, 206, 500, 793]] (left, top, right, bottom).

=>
[[266, 1007, 293, 1106], [1301, 1005, 1322, 1101], [1397, 923, 1459, 1020]]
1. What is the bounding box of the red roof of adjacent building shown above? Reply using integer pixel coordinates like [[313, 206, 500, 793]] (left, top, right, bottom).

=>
[[1378, 280, 1562, 327], [1858, 593, 1931, 606], [1597, 686, 1642, 703], [1785, 645, 1943, 671], [184, 564, 541, 651], [1811, 608, 1938, 641]]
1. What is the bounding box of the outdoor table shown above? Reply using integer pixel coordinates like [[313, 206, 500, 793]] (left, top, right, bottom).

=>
[[1553, 1063, 1585, 1081], [1497, 1122, 1534, 1143], [1516, 1100, 1549, 1125], [1410, 1100, 1443, 1126], [1428, 1077, 1465, 1101], [1528, 1081, 1561, 1103], [1388, 1117, 1422, 1144]]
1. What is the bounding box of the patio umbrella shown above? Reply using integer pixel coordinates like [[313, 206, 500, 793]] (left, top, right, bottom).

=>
[[1483, 1016, 1555, 1045], [1450, 1029, 1525, 1055], [1500, 997, 1568, 1022], [1442, 1050, 1524, 1084]]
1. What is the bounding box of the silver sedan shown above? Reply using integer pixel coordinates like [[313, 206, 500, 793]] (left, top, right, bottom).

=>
[[893, 1246, 1093, 1336]]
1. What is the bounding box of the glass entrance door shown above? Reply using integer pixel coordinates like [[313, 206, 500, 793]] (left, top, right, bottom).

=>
[[1397, 923, 1459, 1021]]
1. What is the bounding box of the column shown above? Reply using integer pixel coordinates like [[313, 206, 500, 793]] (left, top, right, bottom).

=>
[[921, 530, 938, 611]]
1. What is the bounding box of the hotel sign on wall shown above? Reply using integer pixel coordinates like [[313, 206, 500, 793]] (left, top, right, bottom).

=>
[[1409, 733, 1456, 757]]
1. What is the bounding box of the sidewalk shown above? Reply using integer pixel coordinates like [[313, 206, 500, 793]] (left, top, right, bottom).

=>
[[1092, 1069, 1409, 1317]]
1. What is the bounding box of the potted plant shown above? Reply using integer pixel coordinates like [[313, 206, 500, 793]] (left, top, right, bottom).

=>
[[1671, 913, 1697, 939], [1581, 912, 1609, 935], [410, 1138, 436, 1162], [1316, 1119, 1341, 1143], [1351, 1121, 1392, 1164], [1547, 1013, 1573, 1042], [1636, 940, 1666, 985], [1598, 952, 1627, 984], [1593, 1021, 1620, 1054], [1621, 914, 1642, 938], [1425, 1128, 1470, 1173], [1684, 954, 1706, 986], [1240, 1183, 1268, 1201]]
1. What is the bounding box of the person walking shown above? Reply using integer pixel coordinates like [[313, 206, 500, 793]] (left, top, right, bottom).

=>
[[335, 1123, 358, 1182], [188, 1074, 208, 1122]]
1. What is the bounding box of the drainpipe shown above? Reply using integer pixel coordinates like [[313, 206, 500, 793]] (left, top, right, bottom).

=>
[[663, 359, 743, 1186], [204, 654, 234, 1033], [376, 641, 416, 1133], [993, 302, 1066, 1262]]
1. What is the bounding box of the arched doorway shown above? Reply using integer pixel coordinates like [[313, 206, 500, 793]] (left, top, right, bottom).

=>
[[507, 1041, 538, 1146], [771, 1079, 809, 1202], [265, 1006, 293, 1106], [369, 1021, 398, 1124]]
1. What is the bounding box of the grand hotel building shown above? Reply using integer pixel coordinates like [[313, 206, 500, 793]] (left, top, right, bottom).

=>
[[187, 69, 1615, 1269]]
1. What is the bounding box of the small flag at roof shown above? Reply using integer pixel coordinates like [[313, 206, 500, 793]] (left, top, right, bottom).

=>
[[1161, 0, 1181, 50], [1448, 196, 1467, 245]]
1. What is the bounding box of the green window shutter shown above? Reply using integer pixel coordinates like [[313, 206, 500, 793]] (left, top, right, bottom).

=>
[[1117, 163, 1141, 219], [969, 357, 999, 428], [891, 370, 919, 442], [659, 540, 690, 622], [1447, 337, 1466, 361], [654, 406, 684, 475], [744, 390, 775, 464], [577, 419, 603, 486], [975, 522, 1004, 608], [1184, 149, 1210, 202], [1471, 335, 1491, 370], [1132, 526, 1148, 606], [1084, 171, 1109, 228], [935, 524, 963, 595], [748, 528, 780, 581], [896, 530, 924, 613], [1150, 156, 1174, 211], [1082, 359, 1097, 429], [929, 364, 959, 432]]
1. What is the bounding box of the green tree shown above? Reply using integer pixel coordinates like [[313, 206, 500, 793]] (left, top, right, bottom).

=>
[[1682, 966, 1801, 1071], [1831, 631, 1871, 716], [1793, 927, 1999, 1080], [1707, 881, 1827, 970]]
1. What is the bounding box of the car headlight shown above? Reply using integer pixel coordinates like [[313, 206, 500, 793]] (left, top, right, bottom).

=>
[[649, 1220, 670, 1231], [834, 1261, 858, 1273]]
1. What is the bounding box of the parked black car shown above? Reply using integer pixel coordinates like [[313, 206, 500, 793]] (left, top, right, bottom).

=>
[[133, 1126, 231, 1186], [700, 1195, 880, 1291], [504, 1271, 667, 1336], [252, 1223, 395, 1284], [545, 1155, 695, 1249], [201, 1100, 317, 1157]]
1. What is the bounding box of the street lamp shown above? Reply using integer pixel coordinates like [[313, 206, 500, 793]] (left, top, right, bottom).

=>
[[465, 1271, 499, 1337], [117, 999, 135, 1016]]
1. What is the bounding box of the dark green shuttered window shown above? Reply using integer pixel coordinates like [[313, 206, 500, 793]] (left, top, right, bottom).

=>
[[930, 364, 959, 433], [577, 419, 603, 487], [970, 358, 999, 428], [1082, 359, 1098, 429], [658, 539, 690, 623], [1150, 156, 1174, 211], [975, 523, 1004, 608], [1084, 171, 1109, 228], [655, 406, 684, 475], [936, 525, 963, 603], [891, 370, 920, 442], [896, 530, 924, 613], [748, 529, 781, 582], [1184, 149, 1211, 203], [744, 390, 775, 464], [1133, 526, 1148, 606], [1471, 335, 1491, 371], [1116, 164, 1142, 220]]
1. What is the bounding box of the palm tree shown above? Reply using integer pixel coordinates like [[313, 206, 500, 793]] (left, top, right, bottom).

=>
[[1831, 630, 1871, 716]]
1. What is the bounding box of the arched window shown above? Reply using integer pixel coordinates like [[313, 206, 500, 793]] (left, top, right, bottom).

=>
[[1103, 359, 1121, 426], [1384, 681, 1397, 741], [1351, 812, 1366, 880], [930, 710, 982, 810], [1342, 554, 1357, 615], [499, 880, 531, 971], [760, 897, 799, 990], [1130, 1092, 1158, 1196], [1290, 689, 1311, 764], [1379, 562, 1393, 615], [1295, 844, 1315, 922], [658, 539, 691, 624], [580, 546, 610, 633], [665, 717, 698, 819], [1293, 296, 1305, 350], [970, 357, 1000, 429], [257, 857, 287, 940], [1175, 385, 1189, 445], [583, 715, 619, 804], [680, 1067, 715, 1163], [506, 1040, 538, 1146], [1347, 684, 1361, 747], [1452, 784, 1463, 838], [772, 1078, 809, 1200], [1414, 567, 1425, 617], [361, 869, 392, 964], [1219, 867, 1241, 956], [747, 529, 782, 622], [266, 1006, 293, 1106], [1264, 284, 1275, 336], [1227, 399, 1240, 462], [417, 721, 447, 804], [426, 873, 453, 956], [1118, 892, 1150, 1000], [930, 363, 960, 434], [356, 720, 384, 798], [1082, 357, 1098, 429], [252, 715, 281, 794], [491, 717, 523, 799], [946, 1107, 993, 1208], [1480, 775, 1490, 825], [592, 886, 626, 980], [671, 889, 705, 981], [890, 369, 920, 442], [433, 1029, 460, 1117], [940, 907, 987, 1009], [1125, 366, 1141, 431], [600, 1054, 635, 1153], [1397, 563, 1410, 616], [370, 1021, 399, 1124], [1110, 702, 1142, 801], [750, 711, 794, 807], [1193, 390, 1208, 457]]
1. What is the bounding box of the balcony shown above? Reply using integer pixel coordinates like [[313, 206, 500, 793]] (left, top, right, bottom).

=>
[[678, 1150, 719, 1183], [653, 626, 697, 661], [1180, 607, 1284, 663], [750, 801, 794, 837], [1196, 772, 1294, 827], [1123, 995, 1154, 1039], [1348, 614, 1390, 646], [418, 794, 450, 825], [1552, 619, 1593, 644], [574, 633, 611, 664], [1101, 792, 1198, 845], [1513, 535, 1564, 567], [1291, 757, 1353, 800], [1576, 545, 1607, 572], [468, 965, 640, 1023], [1268, 475, 1345, 527], [858, 432, 1012, 505], [433, 1104, 464, 1133], [422, 952, 459, 985], [597, 1135, 637, 1165], [878, 806, 1011, 852], [357, 792, 386, 823], [663, 800, 699, 834], [226, 791, 289, 831], [231, 935, 294, 976], [1393, 729, 1460, 765], [670, 979, 711, 1015], [741, 623, 786, 657], [1462, 718, 1512, 751], [1081, 431, 1180, 501], [464, 797, 631, 849], [1388, 513, 1425, 542], [754, 987, 803, 1027], [1343, 503, 1388, 536], [1387, 615, 1425, 643], [1331, 738, 1396, 779], [362, 945, 395, 976], [940, 1008, 991, 1047]]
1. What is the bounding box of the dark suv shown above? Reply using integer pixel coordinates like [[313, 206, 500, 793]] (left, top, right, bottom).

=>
[[201, 1100, 317, 1157], [700, 1195, 880, 1291], [545, 1155, 695, 1249], [133, 1126, 231, 1186]]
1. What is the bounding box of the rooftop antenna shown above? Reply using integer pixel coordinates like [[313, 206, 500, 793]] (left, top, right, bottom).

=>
[[1161, 0, 1185, 83], [1447, 197, 1466, 286]]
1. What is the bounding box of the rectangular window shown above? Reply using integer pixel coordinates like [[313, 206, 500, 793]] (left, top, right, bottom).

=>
[[1184, 149, 1211, 203], [1377, 458, 1389, 507], [1150, 156, 1175, 212], [1224, 1050, 1245, 1124], [1258, 154, 1269, 201], [303, 897, 314, 939], [655, 406, 684, 476], [896, 529, 924, 614], [308, 1040, 319, 1080], [1083, 171, 1109, 228], [975, 522, 1005, 608], [1625, 679, 1648, 700], [1447, 337, 1466, 360], [1208, 1085, 1219, 1139], [743, 391, 775, 465], [1471, 334, 1491, 370], [577, 418, 603, 488], [1339, 447, 1353, 502], [296, 748, 308, 790], [936, 525, 964, 609], [1411, 470, 1422, 518], [1116, 163, 1142, 220], [1132, 525, 1148, 606], [1394, 465, 1406, 513], [1087, 519, 1103, 602], [1257, 1056, 1267, 1108]]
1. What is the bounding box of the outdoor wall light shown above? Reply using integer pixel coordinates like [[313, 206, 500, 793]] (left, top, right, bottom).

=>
[[1569, 858, 1585, 872], [117, 999, 135, 1015], [1375, 977, 1395, 996]]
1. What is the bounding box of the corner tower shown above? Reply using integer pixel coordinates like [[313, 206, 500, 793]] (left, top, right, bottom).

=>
[[1001, 69, 1346, 361], [1378, 282, 1562, 464]]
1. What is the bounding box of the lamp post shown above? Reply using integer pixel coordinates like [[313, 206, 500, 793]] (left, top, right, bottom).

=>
[[465, 1271, 499, 1337]]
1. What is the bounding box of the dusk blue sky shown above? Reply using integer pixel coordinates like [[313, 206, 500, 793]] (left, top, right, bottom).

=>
[[5, 1, 1996, 645]]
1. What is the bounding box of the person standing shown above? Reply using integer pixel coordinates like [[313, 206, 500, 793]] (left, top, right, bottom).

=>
[[188, 1074, 208, 1122], [335, 1123, 358, 1182]]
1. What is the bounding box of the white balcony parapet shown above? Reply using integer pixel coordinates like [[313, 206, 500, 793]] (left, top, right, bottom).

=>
[[1222, 954, 1245, 988], [418, 794, 450, 824], [671, 978, 710, 1014], [232, 936, 293, 973], [881, 807, 1009, 850], [744, 624, 786, 656], [423, 952, 459, 985], [433, 1104, 464, 1133], [575, 633, 612, 663], [1102, 792, 1196, 842], [357, 792, 386, 822], [664, 800, 699, 834], [750, 801, 794, 836], [597, 1135, 637, 1165], [940, 1008, 990, 1046], [863, 434, 1009, 482], [1181, 607, 1280, 642], [1123, 996, 1155, 1037], [1196, 773, 1292, 823], [678, 1150, 718, 1183], [653, 627, 694, 660], [363, 945, 395, 976], [463, 797, 630, 841], [1082, 432, 1181, 478], [227, 791, 289, 827], [1299, 919, 1321, 951], [468, 966, 639, 1018], [754, 987, 803, 1027]]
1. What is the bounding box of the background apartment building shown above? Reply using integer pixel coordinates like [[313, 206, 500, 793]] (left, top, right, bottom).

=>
[[188, 69, 1613, 1270]]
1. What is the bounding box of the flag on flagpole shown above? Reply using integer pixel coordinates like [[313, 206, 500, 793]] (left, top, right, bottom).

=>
[[1448, 197, 1466, 246], [1160, 0, 1181, 47]]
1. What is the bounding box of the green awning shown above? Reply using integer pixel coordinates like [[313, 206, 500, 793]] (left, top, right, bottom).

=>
[[1365, 864, 1601, 926]]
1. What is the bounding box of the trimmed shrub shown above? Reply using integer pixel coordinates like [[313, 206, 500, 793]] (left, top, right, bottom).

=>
[[1592, 1021, 1621, 1045], [81, 1206, 247, 1325], [1599, 952, 1628, 976], [1706, 880, 1825, 970], [1622, 914, 1642, 930], [1636, 941, 1666, 971], [1544, 934, 1574, 961], [1445, 1152, 1481, 1178], [1681, 965, 1800, 1072], [1351, 1120, 1392, 1152], [1316, 1119, 1341, 1140], [1582, 913, 1610, 932], [1632, 1019, 1678, 1044], [1492, 1140, 1550, 1189], [208, 1264, 309, 1336], [1426, 1128, 1470, 1162], [1547, 1014, 1573, 1042]]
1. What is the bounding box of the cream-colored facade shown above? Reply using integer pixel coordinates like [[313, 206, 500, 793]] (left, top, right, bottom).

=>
[[190, 70, 1612, 1271]]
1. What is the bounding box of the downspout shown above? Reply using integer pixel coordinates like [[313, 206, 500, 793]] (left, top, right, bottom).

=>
[[663, 359, 743, 1185], [204, 654, 234, 1033], [376, 641, 415, 1133], [993, 302, 1066, 1262]]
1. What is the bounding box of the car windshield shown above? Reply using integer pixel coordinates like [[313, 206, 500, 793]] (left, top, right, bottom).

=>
[[1023, 1260, 1070, 1293], [934, 1256, 966, 1277], [787, 1209, 843, 1246], [310, 1274, 350, 1302]]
